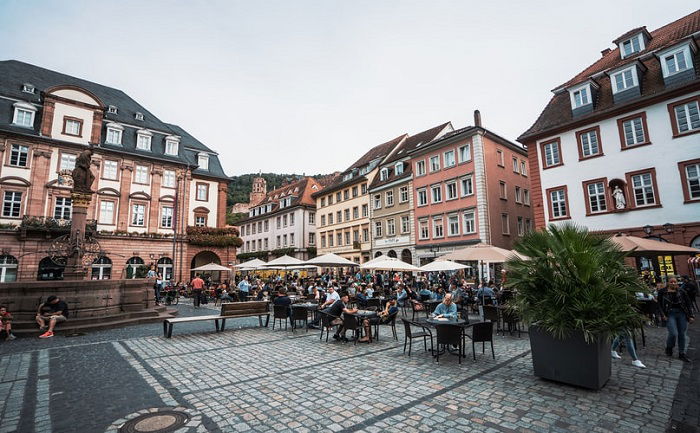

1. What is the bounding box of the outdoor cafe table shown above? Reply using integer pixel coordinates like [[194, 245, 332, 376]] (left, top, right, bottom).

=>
[[348, 310, 377, 341], [416, 317, 471, 356]]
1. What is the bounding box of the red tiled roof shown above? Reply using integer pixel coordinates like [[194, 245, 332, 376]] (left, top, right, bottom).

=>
[[519, 9, 700, 141], [348, 134, 408, 170]]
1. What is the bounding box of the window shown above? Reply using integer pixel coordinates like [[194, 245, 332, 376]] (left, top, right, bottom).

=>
[[320, 214, 326, 226], [320, 235, 326, 248], [361, 204, 368, 217], [343, 232, 349, 246], [309, 212, 315, 224], [165, 140, 178, 156], [162, 169, 176, 188], [352, 186, 358, 197], [63, 117, 82, 136], [385, 190, 394, 207], [523, 189, 531, 206], [328, 195, 333, 205], [515, 186, 522, 203], [277, 216, 282, 229], [9, 144, 29, 167], [134, 165, 149, 184], [309, 233, 315, 245], [501, 213, 510, 235], [661, 46, 690, 77], [22, 83, 35, 93], [59, 153, 76, 171], [2, 192, 21, 218], [445, 182, 457, 200], [431, 185, 442, 203], [264, 238, 269, 249], [397, 186, 408, 203], [373, 194, 382, 210], [290, 233, 295, 246], [106, 126, 123, 145], [284, 235, 289, 247], [195, 215, 207, 227], [277, 236, 281, 247], [108, 105, 118, 114], [496, 150, 504, 166], [290, 213, 295, 225], [380, 168, 388, 181], [520, 161, 527, 176], [135, 112, 144, 121], [343, 189, 349, 200], [196, 183, 208, 201], [362, 228, 369, 242], [336, 233, 341, 246], [136, 133, 152, 151], [395, 163, 404, 175], [417, 188, 428, 206], [463, 211, 475, 234], [447, 214, 459, 236], [621, 35, 641, 57], [361, 184, 367, 195], [585, 180, 608, 214], [432, 218, 444, 238], [460, 175, 473, 197], [679, 160, 700, 202], [161, 206, 174, 228], [374, 221, 383, 237], [284, 214, 289, 226], [541, 139, 562, 168], [12, 103, 36, 127], [512, 157, 519, 173], [572, 86, 590, 107], [401, 215, 410, 234], [499, 181, 507, 200], [419, 219, 429, 240], [429, 155, 440, 172], [547, 187, 569, 220], [386, 218, 396, 236], [629, 171, 657, 207], [344, 208, 350, 221], [131, 203, 146, 226], [444, 150, 456, 168], [352, 206, 359, 219], [577, 127, 602, 159], [353, 230, 359, 243], [336, 192, 342, 202], [0, 255, 18, 283], [100, 160, 118, 180], [618, 113, 649, 148], [517, 217, 524, 236], [54, 197, 72, 220], [611, 67, 638, 94], [416, 160, 426, 176], [99, 200, 115, 224], [198, 154, 209, 170], [526, 219, 532, 233], [458, 144, 471, 163], [670, 99, 700, 136]]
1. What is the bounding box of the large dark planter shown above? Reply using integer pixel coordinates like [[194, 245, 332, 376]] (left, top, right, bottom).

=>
[[529, 325, 611, 390]]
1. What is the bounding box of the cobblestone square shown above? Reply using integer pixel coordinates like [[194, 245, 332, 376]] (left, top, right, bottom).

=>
[[0, 302, 696, 432]]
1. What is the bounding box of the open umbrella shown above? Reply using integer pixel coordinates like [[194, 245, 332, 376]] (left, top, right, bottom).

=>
[[419, 260, 471, 272], [191, 262, 231, 272], [360, 257, 420, 272], [303, 253, 358, 267], [609, 234, 700, 256], [440, 242, 522, 262], [260, 255, 309, 270], [232, 258, 267, 269]]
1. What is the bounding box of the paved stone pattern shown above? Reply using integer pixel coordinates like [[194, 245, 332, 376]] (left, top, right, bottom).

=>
[[0, 302, 693, 432]]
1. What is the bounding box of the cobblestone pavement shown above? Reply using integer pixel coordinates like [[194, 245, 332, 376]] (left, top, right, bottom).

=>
[[0, 301, 695, 432]]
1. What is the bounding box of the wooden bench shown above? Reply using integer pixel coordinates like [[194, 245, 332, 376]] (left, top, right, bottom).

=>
[[163, 301, 270, 338]]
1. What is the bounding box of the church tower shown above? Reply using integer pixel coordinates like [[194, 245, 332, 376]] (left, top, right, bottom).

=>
[[249, 176, 267, 206]]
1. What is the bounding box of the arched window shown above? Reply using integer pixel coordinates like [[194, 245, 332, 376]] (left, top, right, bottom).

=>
[[0, 255, 18, 282], [387, 250, 397, 258], [157, 257, 173, 281], [401, 249, 412, 265], [92, 256, 112, 280], [374, 251, 383, 258], [126, 256, 145, 279], [38, 257, 65, 281]]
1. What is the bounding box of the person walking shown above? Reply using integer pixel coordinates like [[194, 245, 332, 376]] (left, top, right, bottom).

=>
[[658, 278, 695, 362], [611, 332, 645, 368], [191, 273, 205, 308]]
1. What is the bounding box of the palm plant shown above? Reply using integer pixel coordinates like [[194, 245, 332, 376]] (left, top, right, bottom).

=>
[[505, 223, 645, 343]]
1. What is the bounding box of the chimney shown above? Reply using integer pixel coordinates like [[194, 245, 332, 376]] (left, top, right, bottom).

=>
[[474, 110, 482, 127], [601, 48, 611, 57]]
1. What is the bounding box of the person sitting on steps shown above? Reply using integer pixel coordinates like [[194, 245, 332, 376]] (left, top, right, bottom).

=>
[[36, 296, 68, 339]]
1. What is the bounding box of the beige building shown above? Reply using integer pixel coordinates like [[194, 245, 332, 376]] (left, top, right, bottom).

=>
[[313, 135, 406, 263], [368, 123, 453, 265]]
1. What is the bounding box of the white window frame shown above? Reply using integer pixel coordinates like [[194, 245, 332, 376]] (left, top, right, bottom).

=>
[[429, 155, 440, 172], [458, 144, 471, 163], [401, 215, 410, 234], [418, 219, 429, 240], [415, 160, 426, 176], [685, 163, 700, 200], [462, 210, 475, 234], [568, 83, 592, 108], [550, 189, 567, 219], [445, 181, 457, 200], [587, 181, 608, 213], [385, 190, 394, 207], [431, 184, 442, 203], [198, 154, 210, 170], [432, 217, 444, 239], [161, 206, 174, 228], [54, 197, 72, 220], [622, 116, 646, 146], [134, 165, 149, 184], [417, 188, 428, 206], [105, 124, 123, 145], [373, 194, 382, 210], [374, 221, 383, 237], [12, 102, 37, 128], [399, 186, 409, 203], [394, 162, 404, 175], [59, 153, 76, 171], [99, 200, 115, 224], [611, 66, 638, 94], [659, 44, 692, 77], [447, 214, 459, 237], [136, 131, 152, 151], [196, 183, 208, 201], [9, 144, 29, 167], [631, 173, 656, 207], [2, 192, 22, 218], [543, 141, 561, 167], [619, 33, 644, 58], [165, 139, 179, 156], [460, 175, 473, 197], [162, 169, 176, 188], [386, 218, 396, 236], [131, 203, 146, 226], [674, 101, 700, 133], [444, 150, 456, 168], [380, 168, 389, 181], [579, 130, 601, 157]]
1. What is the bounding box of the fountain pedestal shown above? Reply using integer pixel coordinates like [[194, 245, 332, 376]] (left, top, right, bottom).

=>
[[63, 191, 92, 280]]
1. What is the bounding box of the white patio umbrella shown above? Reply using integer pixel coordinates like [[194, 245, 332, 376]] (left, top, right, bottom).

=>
[[360, 257, 420, 272], [419, 260, 471, 272], [440, 243, 523, 262], [191, 262, 232, 272], [303, 253, 358, 267], [232, 258, 266, 269], [260, 255, 310, 270]]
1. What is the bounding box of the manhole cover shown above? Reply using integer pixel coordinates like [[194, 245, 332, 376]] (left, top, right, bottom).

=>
[[119, 410, 189, 433]]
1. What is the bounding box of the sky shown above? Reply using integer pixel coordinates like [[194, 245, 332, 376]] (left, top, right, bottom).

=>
[[0, 1, 697, 176]]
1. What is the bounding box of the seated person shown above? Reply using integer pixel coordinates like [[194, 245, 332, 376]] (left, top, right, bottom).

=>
[[359, 299, 399, 343], [433, 287, 445, 302], [396, 286, 408, 307], [321, 286, 340, 308], [356, 286, 368, 307], [273, 288, 293, 325], [431, 294, 458, 319], [418, 287, 433, 301], [0, 305, 15, 341], [475, 284, 496, 305], [365, 284, 374, 298], [324, 293, 357, 342], [220, 287, 234, 302], [36, 295, 69, 338]]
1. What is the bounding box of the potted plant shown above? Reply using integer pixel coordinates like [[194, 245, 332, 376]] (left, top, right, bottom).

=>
[[505, 223, 644, 390]]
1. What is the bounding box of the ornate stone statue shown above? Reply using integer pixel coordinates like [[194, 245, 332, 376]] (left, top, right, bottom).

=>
[[71, 148, 95, 193], [612, 186, 626, 210]]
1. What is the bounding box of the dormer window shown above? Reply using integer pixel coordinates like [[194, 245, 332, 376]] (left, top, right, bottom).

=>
[[611, 66, 638, 94], [164, 137, 179, 156], [105, 123, 123, 145], [394, 162, 404, 175], [198, 153, 209, 170], [135, 112, 144, 121], [22, 83, 35, 94], [661, 46, 690, 76], [136, 130, 152, 151], [108, 105, 118, 114], [567, 81, 597, 116], [380, 168, 389, 181], [621, 36, 641, 58], [12, 102, 37, 128], [572, 86, 590, 107]]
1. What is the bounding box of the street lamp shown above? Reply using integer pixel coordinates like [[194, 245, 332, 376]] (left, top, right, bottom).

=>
[[662, 222, 675, 234], [642, 225, 654, 235]]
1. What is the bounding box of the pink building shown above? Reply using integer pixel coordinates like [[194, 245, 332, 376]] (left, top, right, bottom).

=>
[[410, 112, 533, 266]]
